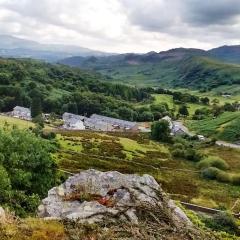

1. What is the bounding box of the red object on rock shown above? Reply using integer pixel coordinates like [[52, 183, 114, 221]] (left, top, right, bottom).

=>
[[98, 197, 108, 205]]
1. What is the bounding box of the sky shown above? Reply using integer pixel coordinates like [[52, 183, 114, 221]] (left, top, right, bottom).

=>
[[0, 0, 240, 53]]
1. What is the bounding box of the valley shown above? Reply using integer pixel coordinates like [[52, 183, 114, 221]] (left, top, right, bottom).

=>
[[0, 42, 240, 239]]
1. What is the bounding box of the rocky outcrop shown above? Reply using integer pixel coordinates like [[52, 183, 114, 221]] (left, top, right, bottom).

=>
[[38, 169, 191, 228], [0, 207, 6, 224]]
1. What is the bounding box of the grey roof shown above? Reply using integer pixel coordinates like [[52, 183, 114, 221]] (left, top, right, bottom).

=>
[[84, 118, 111, 130], [90, 114, 137, 128], [13, 106, 31, 113], [63, 112, 85, 121]]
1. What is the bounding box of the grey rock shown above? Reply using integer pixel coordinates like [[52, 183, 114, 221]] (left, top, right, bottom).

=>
[[38, 169, 191, 227], [0, 207, 6, 223]]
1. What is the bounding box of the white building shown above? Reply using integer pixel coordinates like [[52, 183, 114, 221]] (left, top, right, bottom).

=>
[[62, 112, 85, 130], [12, 106, 32, 121]]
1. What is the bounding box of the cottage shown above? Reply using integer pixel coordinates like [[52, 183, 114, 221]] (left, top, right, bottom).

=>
[[12, 106, 32, 121], [84, 118, 113, 131], [172, 121, 192, 136], [90, 114, 139, 131], [62, 112, 85, 130]]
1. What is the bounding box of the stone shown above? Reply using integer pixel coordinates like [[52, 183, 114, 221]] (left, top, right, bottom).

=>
[[38, 169, 191, 227], [0, 207, 6, 224]]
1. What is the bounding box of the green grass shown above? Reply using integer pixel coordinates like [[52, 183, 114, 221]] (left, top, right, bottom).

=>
[[0, 115, 35, 129], [137, 93, 208, 117], [55, 130, 240, 212], [186, 112, 240, 141]]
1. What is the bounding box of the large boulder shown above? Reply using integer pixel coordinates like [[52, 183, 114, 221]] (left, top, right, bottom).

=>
[[0, 207, 6, 224], [38, 169, 191, 227]]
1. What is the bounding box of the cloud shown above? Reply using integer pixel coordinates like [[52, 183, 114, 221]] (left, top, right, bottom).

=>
[[183, 0, 240, 26], [0, 0, 239, 53]]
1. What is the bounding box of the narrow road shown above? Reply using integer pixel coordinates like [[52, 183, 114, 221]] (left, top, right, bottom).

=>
[[216, 141, 240, 149]]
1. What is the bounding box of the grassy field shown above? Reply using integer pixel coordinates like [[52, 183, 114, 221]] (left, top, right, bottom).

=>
[[137, 93, 209, 117], [178, 87, 240, 105], [55, 130, 240, 212], [0, 115, 35, 129], [0, 115, 55, 131], [186, 112, 240, 141]]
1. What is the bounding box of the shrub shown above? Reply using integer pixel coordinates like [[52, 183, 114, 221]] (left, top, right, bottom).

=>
[[0, 127, 57, 216], [171, 149, 185, 158], [231, 174, 240, 185], [173, 143, 185, 150], [216, 171, 232, 183], [198, 156, 229, 170], [204, 212, 239, 235], [185, 148, 202, 162], [151, 120, 172, 143], [201, 167, 221, 180]]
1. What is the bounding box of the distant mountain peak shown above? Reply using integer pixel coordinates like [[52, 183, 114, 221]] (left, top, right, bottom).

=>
[[0, 35, 113, 62]]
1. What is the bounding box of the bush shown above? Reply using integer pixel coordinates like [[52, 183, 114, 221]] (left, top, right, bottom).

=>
[[0, 127, 57, 216], [173, 143, 185, 150], [151, 120, 172, 143], [204, 212, 239, 235], [185, 148, 202, 162], [216, 171, 232, 183], [231, 174, 240, 185], [171, 149, 185, 158], [198, 156, 229, 170], [201, 167, 221, 180]]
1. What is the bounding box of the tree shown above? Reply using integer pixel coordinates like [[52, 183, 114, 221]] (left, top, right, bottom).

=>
[[31, 96, 42, 118], [0, 127, 57, 216], [178, 105, 189, 117], [138, 111, 154, 122], [33, 114, 45, 128], [118, 106, 136, 121], [200, 97, 210, 105], [212, 98, 220, 105], [151, 120, 171, 142]]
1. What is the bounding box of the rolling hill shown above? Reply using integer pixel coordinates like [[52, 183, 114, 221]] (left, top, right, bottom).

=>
[[0, 57, 151, 121], [0, 35, 112, 62], [59, 48, 240, 90]]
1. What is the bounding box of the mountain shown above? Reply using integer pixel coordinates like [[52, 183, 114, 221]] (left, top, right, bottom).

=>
[[59, 47, 240, 90], [59, 48, 206, 67], [208, 45, 240, 64], [0, 35, 112, 62]]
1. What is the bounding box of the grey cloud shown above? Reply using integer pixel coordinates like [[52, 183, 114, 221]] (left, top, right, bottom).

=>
[[0, 0, 240, 53], [183, 0, 240, 26], [120, 0, 240, 31]]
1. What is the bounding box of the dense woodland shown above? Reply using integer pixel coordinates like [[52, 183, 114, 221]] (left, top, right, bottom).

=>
[[0, 58, 154, 120]]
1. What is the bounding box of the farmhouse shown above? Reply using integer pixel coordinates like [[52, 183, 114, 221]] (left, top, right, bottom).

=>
[[12, 106, 32, 121], [84, 118, 113, 131], [90, 114, 139, 131], [172, 121, 192, 136], [62, 112, 85, 130]]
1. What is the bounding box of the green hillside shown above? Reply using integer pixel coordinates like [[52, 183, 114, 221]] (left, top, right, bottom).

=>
[[0, 58, 152, 120], [187, 112, 240, 142], [60, 51, 240, 90]]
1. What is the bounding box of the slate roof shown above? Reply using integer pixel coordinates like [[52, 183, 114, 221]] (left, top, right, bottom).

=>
[[13, 106, 31, 114], [63, 112, 85, 122], [84, 118, 112, 131], [90, 114, 137, 128]]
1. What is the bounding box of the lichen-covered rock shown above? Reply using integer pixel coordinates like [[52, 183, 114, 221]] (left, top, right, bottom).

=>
[[0, 207, 6, 224], [38, 169, 191, 228]]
